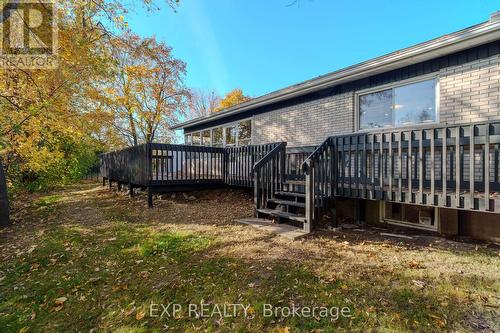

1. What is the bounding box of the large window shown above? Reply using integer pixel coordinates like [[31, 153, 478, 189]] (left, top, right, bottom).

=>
[[192, 132, 201, 145], [202, 130, 211, 146], [212, 127, 224, 147], [359, 78, 437, 130], [185, 119, 252, 147], [238, 120, 251, 146]]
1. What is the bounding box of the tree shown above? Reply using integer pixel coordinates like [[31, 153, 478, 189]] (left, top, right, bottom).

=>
[[106, 35, 188, 145], [216, 88, 250, 112], [187, 89, 221, 119], [0, 160, 9, 226], [0, 0, 183, 208]]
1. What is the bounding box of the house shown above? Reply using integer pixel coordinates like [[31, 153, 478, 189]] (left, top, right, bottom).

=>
[[168, 13, 500, 242]]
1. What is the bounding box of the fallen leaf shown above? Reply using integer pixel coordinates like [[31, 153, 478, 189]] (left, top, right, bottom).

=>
[[276, 326, 290, 333], [125, 306, 136, 317], [112, 284, 128, 292], [135, 309, 145, 320], [54, 297, 67, 305]]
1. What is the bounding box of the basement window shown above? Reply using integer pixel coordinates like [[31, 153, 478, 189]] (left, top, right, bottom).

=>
[[359, 78, 438, 130], [384, 202, 437, 230]]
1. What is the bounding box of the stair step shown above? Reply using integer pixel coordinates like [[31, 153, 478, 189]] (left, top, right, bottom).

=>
[[256, 208, 306, 223], [285, 180, 305, 185], [234, 218, 309, 240], [268, 199, 305, 208], [275, 191, 305, 198]]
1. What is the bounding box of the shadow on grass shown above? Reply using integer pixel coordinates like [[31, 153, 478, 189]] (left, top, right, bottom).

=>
[[1, 184, 498, 332]]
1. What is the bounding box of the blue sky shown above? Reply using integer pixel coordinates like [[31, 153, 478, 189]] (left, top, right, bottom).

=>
[[128, 0, 498, 99]]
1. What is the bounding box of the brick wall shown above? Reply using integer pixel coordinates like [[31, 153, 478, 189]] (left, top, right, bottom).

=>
[[439, 54, 500, 124], [252, 92, 354, 147], [251, 54, 500, 147]]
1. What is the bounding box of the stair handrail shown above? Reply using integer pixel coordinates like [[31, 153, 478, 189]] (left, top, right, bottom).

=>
[[300, 137, 335, 232], [301, 137, 333, 173], [252, 142, 287, 212]]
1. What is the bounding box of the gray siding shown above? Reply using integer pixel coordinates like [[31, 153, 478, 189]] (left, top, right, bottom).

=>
[[252, 92, 353, 147], [440, 54, 500, 124]]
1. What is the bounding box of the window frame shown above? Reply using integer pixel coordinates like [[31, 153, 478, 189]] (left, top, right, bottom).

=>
[[355, 74, 440, 132], [380, 202, 439, 232], [184, 117, 253, 147]]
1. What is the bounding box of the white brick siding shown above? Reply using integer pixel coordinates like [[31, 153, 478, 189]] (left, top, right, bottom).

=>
[[252, 92, 354, 147], [439, 54, 500, 124]]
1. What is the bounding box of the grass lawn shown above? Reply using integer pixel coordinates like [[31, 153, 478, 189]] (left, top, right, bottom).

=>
[[0, 182, 499, 332]]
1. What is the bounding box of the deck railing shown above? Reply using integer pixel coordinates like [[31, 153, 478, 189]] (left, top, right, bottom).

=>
[[253, 142, 287, 211], [302, 120, 500, 230], [101, 142, 282, 189], [226, 144, 281, 187]]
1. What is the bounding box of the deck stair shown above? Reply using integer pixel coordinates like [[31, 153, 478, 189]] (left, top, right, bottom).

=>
[[256, 181, 307, 223]]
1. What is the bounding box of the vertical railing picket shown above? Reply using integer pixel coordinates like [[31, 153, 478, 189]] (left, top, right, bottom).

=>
[[469, 125, 475, 209], [419, 130, 424, 204], [484, 125, 491, 211], [430, 129, 435, 205], [456, 127, 461, 208], [442, 128, 448, 206]]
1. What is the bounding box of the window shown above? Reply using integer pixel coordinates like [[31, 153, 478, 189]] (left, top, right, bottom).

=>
[[192, 132, 201, 145], [202, 130, 211, 146], [185, 134, 192, 145], [212, 128, 223, 147], [359, 78, 437, 130], [238, 120, 251, 146], [225, 126, 237, 146], [384, 203, 436, 230], [190, 119, 252, 147]]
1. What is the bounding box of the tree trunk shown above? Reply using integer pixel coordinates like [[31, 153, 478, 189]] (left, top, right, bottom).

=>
[[0, 160, 10, 227]]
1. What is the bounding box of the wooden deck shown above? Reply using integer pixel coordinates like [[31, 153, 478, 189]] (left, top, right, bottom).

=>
[[101, 120, 500, 233]]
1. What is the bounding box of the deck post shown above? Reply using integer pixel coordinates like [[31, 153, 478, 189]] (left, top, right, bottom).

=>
[[304, 162, 314, 233], [147, 187, 153, 208], [102, 177, 106, 186], [129, 182, 134, 197], [117, 182, 122, 191]]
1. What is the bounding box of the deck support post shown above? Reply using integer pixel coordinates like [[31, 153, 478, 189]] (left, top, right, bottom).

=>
[[129, 182, 134, 198], [117, 182, 122, 191], [147, 187, 153, 208], [304, 164, 313, 233], [102, 177, 106, 187]]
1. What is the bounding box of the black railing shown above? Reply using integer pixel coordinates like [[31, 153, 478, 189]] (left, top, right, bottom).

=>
[[100, 145, 150, 186], [285, 146, 315, 181], [302, 138, 335, 232], [302, 120, 500, 231], [226, 144, 280, 187], [150, 144, 226, 186], [101, 143, 281, 189], [253, 142, 287, 211]]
